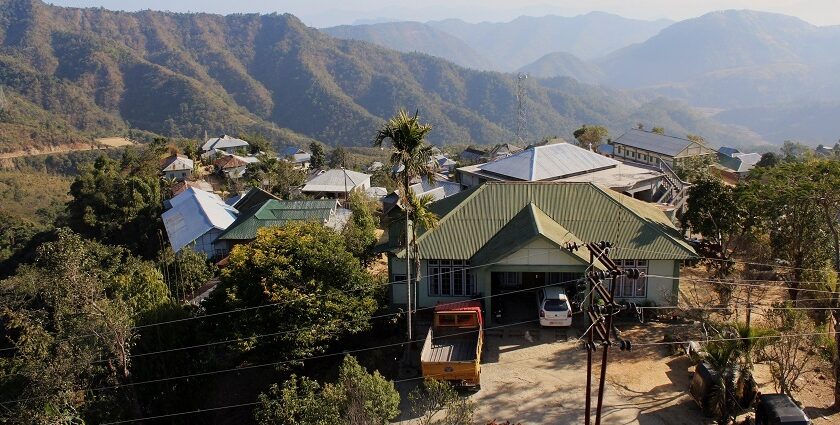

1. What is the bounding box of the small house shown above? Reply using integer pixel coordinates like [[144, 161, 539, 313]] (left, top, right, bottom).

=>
[[279, 146, 312, 169], [201, 135, 250, 154], [301, 169, 371, 199], [214, 154, 250, 179], [213, 199, 351, 256], [162, 187, 238, 258], [160, 154, 194, 181]]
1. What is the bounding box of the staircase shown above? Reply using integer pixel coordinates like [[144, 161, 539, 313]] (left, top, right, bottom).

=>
[[654, 158, 690, 214]]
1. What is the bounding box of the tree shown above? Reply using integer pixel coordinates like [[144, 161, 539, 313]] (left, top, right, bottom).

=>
[[408, 192, 439, 286], [651, 126, 665, 135], [66, 155, 164, 258], [309, 142, 326, 169], [243, 154, 307, 198], [203, 222, 380, 361], [674, 155, 715, 182], [342, 190, 380, 265], [242, 133, 274, 156], [255, 355, 399, 425], [572, 125, 609, 151], [158, 246, 216, 299], [0, 229, 169, 423], [409, 379, 475, 425], [764, 305, 818, 401], [373, 109, 437, 340], [329, 146, 348, 168], [756, 152, 779, 168], [781, 141, 813, 162]]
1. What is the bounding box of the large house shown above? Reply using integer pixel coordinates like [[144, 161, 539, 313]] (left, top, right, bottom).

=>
[[385, 182, 697, 322], [162, 187, 238, 258], [301, 169, 372, 199], [611, 129, 715, 168], [201, 135, 250, 154], [456, 142, 670, 204], [213, 199, 351, 256]]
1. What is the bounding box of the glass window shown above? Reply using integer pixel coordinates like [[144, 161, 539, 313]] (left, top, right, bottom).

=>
[[543, 299, 569, 312], [428, 260, 475, 296], [453, 268, 464, 295], [429, 268, 439, 294]]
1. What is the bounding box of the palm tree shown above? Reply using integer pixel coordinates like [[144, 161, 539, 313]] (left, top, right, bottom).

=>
[[408, 192, 440, 279], [374, 109, 438, 340]]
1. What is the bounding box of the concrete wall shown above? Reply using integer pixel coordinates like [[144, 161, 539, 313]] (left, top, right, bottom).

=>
[[164, 170, 190, 181], [186, 228, 224, 259]]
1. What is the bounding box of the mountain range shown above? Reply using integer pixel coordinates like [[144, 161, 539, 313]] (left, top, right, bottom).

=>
[[0, 0, 766, 154], [323, 10, 840, 145]]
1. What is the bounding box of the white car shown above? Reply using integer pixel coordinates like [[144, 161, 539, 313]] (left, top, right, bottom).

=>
[[537, 286, 573, 327]]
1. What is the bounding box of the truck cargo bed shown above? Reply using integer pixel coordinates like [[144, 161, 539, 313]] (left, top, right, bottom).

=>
[[421, 333, 479, 362]]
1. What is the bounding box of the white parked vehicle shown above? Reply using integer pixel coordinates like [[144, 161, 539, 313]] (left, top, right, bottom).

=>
[[536, 286, 573, 327]]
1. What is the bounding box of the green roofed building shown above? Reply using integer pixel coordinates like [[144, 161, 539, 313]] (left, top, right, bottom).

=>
[[214, 199, 351, 257], [386, 182, 696, 322]]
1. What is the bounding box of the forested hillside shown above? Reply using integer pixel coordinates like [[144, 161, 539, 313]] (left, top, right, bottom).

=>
[[0, 0, 761, 151]]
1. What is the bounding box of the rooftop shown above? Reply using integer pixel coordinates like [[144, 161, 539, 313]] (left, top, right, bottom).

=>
[[613, 129, 709, 157], [201, 135, 250, 152], [162, 188, 238, 252], [302, 169, 371, 193], [412, 182, 696, 261], [215, 199, 346, 241], [160, 154, 194, 172], [462, 142, 619, 181]]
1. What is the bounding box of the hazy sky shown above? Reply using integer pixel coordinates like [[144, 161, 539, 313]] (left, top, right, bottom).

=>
[[46, 0, 840, 27]]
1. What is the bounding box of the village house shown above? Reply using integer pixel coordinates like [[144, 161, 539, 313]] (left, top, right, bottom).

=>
[[228, 186, 281, 211], [459, 146, 487, 164], [279, 146, 312, 169], [160, 154, 194, 181], [385, 182, 696, 322], [213, 154, 251, 179], [213, 198, 351, 257], [201, 135, 250, 154], [161, 187, 238, 258], [610, 129, 716, 168], [301, 169, 371, 199], [381, 176, 463, 215], [456, 142, 678, 207], [713, 147, 762, 185]]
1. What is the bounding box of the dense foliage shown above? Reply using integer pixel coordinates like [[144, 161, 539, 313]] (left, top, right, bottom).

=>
[[0, 229, 170, 424], [254, 355, 400, 425], [203, 222, 381, 361]]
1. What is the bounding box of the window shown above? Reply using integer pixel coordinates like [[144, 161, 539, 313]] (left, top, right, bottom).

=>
[[614, 260, 648, 298], [428, 260, 475, 296], [393, 274, 406, 284]]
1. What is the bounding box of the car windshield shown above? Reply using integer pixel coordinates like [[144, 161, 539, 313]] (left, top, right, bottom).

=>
[[544, 299, 569, 312]]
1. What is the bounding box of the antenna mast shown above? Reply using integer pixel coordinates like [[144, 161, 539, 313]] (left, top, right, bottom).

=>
[[516, 73, 527, 144]]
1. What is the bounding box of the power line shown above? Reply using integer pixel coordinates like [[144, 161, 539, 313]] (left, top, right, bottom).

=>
[[0, 319, 538, 407], [646, 274, 840, 297], [5, 275, 587, 379], [0, 248, 567, 354], [96, 329, 840, 424]]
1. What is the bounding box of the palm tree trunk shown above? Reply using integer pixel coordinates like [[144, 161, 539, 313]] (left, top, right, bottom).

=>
[[404, 169, 412, 341]]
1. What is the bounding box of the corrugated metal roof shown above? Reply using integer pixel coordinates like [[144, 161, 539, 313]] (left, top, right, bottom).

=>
[[470, 203, 604, 269], [416, 182, 696, 260], [302, 169, 371, 193], [478, 143, 618, 181], [163, 188, 238, 252], [215, 199, 339, 241], [232, 187, 281, 211], [202, 135, 250, 151], [161, 155, 194, 172], [613, 129, 705, 157]]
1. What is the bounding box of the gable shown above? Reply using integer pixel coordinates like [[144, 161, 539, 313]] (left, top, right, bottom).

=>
[[495, 237, 590, 266]]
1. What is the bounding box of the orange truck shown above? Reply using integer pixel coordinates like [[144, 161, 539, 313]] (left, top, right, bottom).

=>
[[420, 300, 484, 389]]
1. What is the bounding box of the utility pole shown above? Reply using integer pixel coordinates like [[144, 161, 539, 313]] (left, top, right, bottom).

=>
[[516, 73, 528, 145], [577, 241, 636, 425]]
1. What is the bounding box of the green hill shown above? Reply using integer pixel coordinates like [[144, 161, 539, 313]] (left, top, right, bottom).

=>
[[518, 52, 603, 83], [0, 0, 760, 151]]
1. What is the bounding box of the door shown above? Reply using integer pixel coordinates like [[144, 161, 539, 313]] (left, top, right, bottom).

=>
[[522, 272, 545, 289]]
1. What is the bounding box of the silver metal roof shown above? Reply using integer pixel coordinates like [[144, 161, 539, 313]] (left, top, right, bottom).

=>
[[162, 188, 238, 252], [612, 129, 699, 157], [477, 142, 618, 181], [302, 169, 372, 193]]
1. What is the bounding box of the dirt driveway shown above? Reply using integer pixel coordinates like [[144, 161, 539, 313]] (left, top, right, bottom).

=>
[[396, 322, 706, 424]]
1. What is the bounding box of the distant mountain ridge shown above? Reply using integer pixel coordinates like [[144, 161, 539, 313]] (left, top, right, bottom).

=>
[[0, 0, 764, 152], [517, 52, 603, 83], [321, 22, 495, 70]]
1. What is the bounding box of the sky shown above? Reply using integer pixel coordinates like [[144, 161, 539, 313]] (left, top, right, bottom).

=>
[[46, 0, 840, 26]]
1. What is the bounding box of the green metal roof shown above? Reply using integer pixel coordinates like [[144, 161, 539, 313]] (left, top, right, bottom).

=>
[[416, 182, 696, 261], [215, 199, 338, 241], [470, 203, 605, 269]]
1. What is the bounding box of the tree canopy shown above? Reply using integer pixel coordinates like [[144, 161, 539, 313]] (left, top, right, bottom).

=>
[[203, 222, 380, 361]]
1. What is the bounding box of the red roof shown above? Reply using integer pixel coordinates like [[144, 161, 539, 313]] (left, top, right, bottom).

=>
[[214, 155, 248, 169], [434, 300, 482, 312]]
